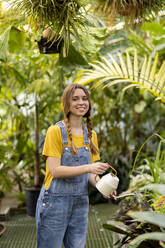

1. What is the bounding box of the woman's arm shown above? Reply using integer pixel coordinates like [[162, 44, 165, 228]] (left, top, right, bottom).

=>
[[47, 157, 109, 178], [88, 173, 99, 187]]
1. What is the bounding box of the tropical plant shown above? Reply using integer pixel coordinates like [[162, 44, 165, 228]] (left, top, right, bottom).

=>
[[126, 183, 165, 248], [127, 210, 165, 248], [103, 184, 165, 248], [76, 48, 165, 104], [143, 184, 165, 216], [103, 136, 165, 247], [7, 0, 88, 55], [0, 25, 26, 62], [93, 0, 165, 26], [151, 195, 165, 214], [131, 133, 165, 183], [128, 21, 165, 59]]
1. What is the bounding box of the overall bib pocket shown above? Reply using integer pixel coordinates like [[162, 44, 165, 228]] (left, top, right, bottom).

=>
[[62, 147, 83, 183]]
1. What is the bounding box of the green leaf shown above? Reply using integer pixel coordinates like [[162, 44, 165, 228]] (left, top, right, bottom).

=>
[[141, 23, 165, 36], [8, 26, 26, 53], [128, 211, 165, 228], [160, 173, 165, 184], [103, 220, 134, 235], [59, 45, 87, 66], [0, 26, 11, 61], [128, 232, 165, 248], [78, 26, 107, 54], [88, 26, 107, 38], [142, 184, 165, 195], [134, 100, 147, 113]]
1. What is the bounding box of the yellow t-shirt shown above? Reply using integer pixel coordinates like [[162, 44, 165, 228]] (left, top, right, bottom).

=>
[[42, 124, 100, 189]]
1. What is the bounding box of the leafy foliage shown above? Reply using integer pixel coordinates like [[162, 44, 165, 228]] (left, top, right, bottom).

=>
[[93, 0, 165, 26], [131, 134, 165, 184], [151, 196, 165, 214], [76, 48, 165, 104], [7, 0, 88, 55], [103, 139, 165, 247]]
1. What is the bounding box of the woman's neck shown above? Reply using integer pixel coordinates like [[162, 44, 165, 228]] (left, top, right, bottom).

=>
[[68, 115, 83, 135], [69, 115, 82, 128]]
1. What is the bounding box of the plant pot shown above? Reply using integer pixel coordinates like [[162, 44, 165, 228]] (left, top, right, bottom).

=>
[[37, 37, 63, 54], [25, 187, 40, 217]]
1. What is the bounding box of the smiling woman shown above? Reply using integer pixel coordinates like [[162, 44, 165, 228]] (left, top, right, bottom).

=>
[[35, 83, 116, 248]]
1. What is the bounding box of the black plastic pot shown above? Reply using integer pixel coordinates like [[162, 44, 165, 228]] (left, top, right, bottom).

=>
[[37, 37, 63, 54], [25, 187, 40, 217]]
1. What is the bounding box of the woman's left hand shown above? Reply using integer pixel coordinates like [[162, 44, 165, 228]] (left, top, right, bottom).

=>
[[103, 191, 117, 200]]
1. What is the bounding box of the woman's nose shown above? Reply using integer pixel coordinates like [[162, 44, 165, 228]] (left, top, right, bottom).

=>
[[78, 98, 84, 104]]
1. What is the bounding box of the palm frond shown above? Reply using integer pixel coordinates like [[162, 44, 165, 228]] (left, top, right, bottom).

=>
[[75, 49, 165, 104]]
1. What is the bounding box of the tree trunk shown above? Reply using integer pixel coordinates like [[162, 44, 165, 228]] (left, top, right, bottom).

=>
[[34, 94, 40, 187]]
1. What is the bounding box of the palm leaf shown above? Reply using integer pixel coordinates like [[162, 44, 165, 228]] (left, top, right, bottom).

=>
[[126, 50, 133, 79], [139, 55, 147, 84], [119, 54, 127, 77], [76, 49, 165, 104], [134, 49, 138, 82]]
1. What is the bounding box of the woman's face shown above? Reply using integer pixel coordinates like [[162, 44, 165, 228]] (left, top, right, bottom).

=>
[[69, 88, 89, 117]]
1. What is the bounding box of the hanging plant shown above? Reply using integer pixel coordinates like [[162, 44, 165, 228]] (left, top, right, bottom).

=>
[[93, 0, 165, 25], [36, 27, 64, 54], [8, 0, 87, 55]]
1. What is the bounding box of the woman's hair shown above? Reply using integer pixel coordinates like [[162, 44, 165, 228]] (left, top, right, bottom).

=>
[[62, 84, 98, 155]]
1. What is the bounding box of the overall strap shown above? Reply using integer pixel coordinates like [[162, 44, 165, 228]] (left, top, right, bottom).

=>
[[56, 121, 89, 145], [56, 121, 68, 145], [82, 123, 89, 145]]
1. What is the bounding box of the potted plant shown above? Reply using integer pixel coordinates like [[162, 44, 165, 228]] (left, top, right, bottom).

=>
[[8, 0, 87, 56], [36, 27, 63, 54]]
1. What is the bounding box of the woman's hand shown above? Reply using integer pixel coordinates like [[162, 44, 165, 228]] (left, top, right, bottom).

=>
[[103, 191, 117, 200], [89, 162, 109, 175]]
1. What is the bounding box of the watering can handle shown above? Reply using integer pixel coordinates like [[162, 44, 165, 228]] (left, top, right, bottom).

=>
[[95, 163, 117, 182]]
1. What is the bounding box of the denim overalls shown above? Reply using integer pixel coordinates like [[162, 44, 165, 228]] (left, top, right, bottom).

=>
[[36, 121, 91, 248]]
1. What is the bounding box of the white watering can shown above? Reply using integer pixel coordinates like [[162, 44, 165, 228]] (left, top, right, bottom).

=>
[[95, 164, 119, 197]]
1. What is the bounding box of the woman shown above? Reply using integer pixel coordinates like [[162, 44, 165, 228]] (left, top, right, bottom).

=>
[[36, 84, 115, 248]]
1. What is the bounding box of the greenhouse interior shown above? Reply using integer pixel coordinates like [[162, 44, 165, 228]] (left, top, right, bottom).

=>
[[0, 0, 165, 247]]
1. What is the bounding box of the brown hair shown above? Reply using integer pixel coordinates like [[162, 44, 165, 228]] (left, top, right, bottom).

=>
[[62, 84, 98, 155]]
